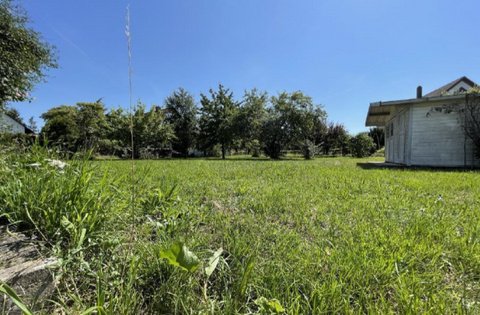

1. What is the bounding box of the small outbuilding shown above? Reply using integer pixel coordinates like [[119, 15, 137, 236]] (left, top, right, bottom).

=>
[[365, 76, 479, 167], [0, 113, 34, 134]]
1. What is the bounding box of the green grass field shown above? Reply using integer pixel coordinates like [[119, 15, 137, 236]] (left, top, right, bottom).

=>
[[94, 157, 480, 314], [2, 151, 480, 314]]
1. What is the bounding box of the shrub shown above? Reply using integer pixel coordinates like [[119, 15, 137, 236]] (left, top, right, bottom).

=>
[[301, 139, 320, 159], [349, 132, 375, 158]]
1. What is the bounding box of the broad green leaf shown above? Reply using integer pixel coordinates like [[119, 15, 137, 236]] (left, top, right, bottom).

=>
[[205, 248, 223, 277], [255, 297, 285, 313], [80, 306, 106, 315], [160, 242, 200, 272], [61, 216, 75, 234]]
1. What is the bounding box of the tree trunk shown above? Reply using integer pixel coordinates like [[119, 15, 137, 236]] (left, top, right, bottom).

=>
[[222, 142, 226, 159]]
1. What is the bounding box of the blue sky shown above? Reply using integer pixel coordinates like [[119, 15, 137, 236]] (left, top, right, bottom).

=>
[[14, 0, 480, 133]]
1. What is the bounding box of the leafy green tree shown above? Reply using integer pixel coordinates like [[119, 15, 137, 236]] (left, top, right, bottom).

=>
[[41, 101, 108, 152], [104, 107, 130, 155], [76, 101, 109, 150], [0, 0, 58, 109], [236, 89, 268, 157], [322, 122, 349, 155], [137, 103, 175, 157], [368, 127, 385, 151], [301, 139, 320, 160], [27, 116, 38, 133], [41, 105, 79, 152], [262, 91, 326, 159], [164, 88, 198, 157], [198, 84, 240, 159], [349, 132, 375, 158], [261, 108, 288, 159], [105, 102, 175, 158]]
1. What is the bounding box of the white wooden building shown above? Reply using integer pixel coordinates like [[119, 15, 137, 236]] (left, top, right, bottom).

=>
[[365, 76, 479, 167], [0, 113, 34, 134]]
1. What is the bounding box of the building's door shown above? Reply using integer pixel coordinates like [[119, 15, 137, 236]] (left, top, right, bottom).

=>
[[397, 112, 405, 164], [394, 110, 407, 164], [386, 122, 394, 163], [387, 109, 407, 164]]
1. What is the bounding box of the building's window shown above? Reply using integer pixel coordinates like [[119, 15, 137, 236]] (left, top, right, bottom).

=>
[[385, 126, 389, 138], [459, 87, 467, 93], [390, 123, 394, 137]]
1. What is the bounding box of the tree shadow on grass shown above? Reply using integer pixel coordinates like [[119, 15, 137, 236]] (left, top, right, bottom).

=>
[[93, 156, 310, 162], [356, 162, 479, 173]]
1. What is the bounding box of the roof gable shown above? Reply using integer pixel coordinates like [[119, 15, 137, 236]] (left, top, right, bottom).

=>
[[423, 76, 476, 98]]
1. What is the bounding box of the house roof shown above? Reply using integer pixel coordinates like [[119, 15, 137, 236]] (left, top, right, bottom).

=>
[[423, 76, 476, 98], [2, 112, 35, 134], [365, 94, 467, 127], [365, 76, 477, 127]]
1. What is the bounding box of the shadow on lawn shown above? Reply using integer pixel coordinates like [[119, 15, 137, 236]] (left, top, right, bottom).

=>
[[356, 162, 479, 173], [94, 156, 310, 162]]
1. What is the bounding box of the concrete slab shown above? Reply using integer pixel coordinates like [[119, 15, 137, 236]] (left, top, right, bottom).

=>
[[0, 226, 57, 314]]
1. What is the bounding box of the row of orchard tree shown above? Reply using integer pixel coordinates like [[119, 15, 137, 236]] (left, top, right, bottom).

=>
[[0, 1, 383, 159], [39, 85, 384, 159]]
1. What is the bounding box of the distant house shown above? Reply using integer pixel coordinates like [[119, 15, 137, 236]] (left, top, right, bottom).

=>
[[365, 76, 479, 167], [0, 113, 34, 134]]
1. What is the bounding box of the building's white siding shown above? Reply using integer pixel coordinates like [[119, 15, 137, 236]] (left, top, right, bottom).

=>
[[0, 113, 26, 134], [410, 102, 479, 167], [385, 107, 410, 164]]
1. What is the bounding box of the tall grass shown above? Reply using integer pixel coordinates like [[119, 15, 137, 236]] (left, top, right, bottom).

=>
[[0, 145, 119, 247]]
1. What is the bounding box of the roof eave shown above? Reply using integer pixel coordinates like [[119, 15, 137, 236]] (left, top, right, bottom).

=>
[[370, 94, 466, 107], [365, 94, 466, 127]]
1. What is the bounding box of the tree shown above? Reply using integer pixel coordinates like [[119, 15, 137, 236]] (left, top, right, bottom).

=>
[[41, 101, 108, 152], [236, 89, 268, 157], [349, 132, 375, 158], [262, 91, 326, 159], [261, 108, 288, 159], [104, 102, 175, 158], [136, 103, 175, 158], [198, 84, 239, 159], [368, 127, 385, 151], [164, 88, 198, 157], [462, 88, 480, 160], [322, 122, 349, 155], [301, 139, 320, 160], [41, 105, 79, 152], [0, 0, 58, 109], [104, 107, 130, 156], [27, 116, 38, 133], [75, 101, 109, 150]]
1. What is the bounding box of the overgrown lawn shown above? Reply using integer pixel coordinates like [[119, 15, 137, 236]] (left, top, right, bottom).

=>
[[98, 157, 480, 313], [2, 150, 480, 314]]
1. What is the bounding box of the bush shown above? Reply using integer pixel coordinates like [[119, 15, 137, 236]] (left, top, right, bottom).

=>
[[349, 133, 375, 158], [301, 139, 320, 159]]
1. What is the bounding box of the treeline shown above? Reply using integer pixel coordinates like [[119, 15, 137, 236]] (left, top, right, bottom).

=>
[[38, 85, 384, 159]]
